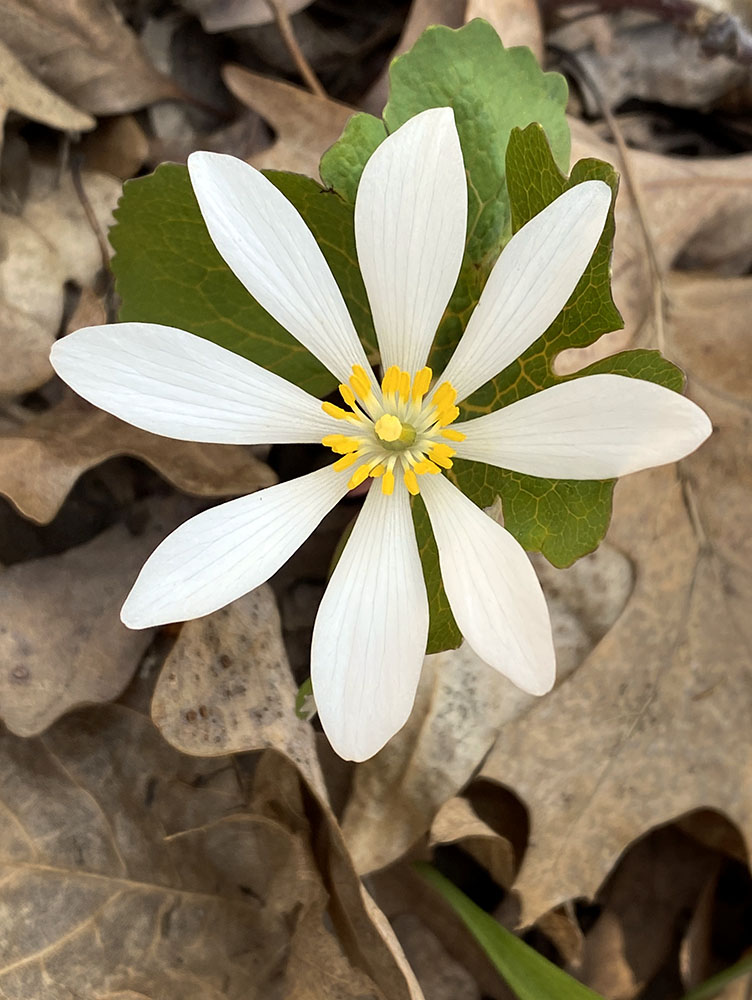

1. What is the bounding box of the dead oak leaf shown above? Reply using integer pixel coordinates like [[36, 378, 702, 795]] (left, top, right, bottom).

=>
[[478, 276, 752, 922], [0, 498, 196, 737], [0, 705, 414, 999], [221, 64, 353, 178], [0, 0, 181, 115], [0, 393, 275, 524]]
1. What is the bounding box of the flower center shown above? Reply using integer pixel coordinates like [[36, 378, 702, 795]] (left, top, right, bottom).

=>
[[320, 364, 466, 496]]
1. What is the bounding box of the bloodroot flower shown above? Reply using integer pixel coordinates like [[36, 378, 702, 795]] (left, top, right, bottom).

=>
[[51, 108, 711, 760]]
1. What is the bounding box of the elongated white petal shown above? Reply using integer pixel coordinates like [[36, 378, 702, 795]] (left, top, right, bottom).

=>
[[439, 181, 612, 402], [51, 323, 338, 444], [455, 374, 712, 479], [355, 107, 467, 374], [311, 484, 428, 761], [188, 151, 374, 387], [420, 474, 555, 695], [121, 465, 349, 628]]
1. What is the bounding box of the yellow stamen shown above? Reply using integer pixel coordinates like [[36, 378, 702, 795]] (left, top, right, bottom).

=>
[[369, 464, 385, 478], [350, 365, 371, 400], [322, 401, 350, 420], [333, 452, 360, 471], [398, 370, 410, 403], [430, 443, 456, 459], [441, 428, 466, 442], [404, 468, 420, 495], [338, 384, 356, 408], [381, 469, 395, 495], [411, 367, 432, 403], [348, 462, 373, 489], [374, 413, 403, 442], [428, 447, 453, 470], [381, 365, 400, 396], [432, 382, 456, 409], [322, 434, 361, 454], [437, 405, 460, 427], [413, 459, 441, 475]]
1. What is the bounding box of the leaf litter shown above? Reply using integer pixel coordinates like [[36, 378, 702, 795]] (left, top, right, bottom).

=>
[[1, 0, 751, 996]]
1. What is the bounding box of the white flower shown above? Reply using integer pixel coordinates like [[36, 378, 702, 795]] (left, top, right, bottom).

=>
[[50, 108, 711, 761]]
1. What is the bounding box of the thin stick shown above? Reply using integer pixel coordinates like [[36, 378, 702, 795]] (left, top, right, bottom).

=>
[[70, 153, 117, 323], [266, 0, 326, 98]]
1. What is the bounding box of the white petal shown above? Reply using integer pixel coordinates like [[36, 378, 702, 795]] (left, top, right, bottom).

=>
[[188, 151, 374, 386], [121, 465, 349, 628], [354, 107, 467, 374], [420, 474, 555, 695], [454, 374, 712, 479], [311, 484, 429, 761], [439, 181, 612, 402], [51, 323, 338, 444]]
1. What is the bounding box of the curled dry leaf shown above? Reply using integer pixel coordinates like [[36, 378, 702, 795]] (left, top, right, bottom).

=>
[[478, 272, 752, 923], [0, 0, 181, 115], [0, 393, 276, 524], [0, 164, 120, 395], [0, 498, 195, 737], [151, 586, 326, 799], [340, 544, 631, 876], [430, 796, 517, 889], [0, 36, 94, 133], [221, 64, 353, 178], [0, 706, 421, 999]]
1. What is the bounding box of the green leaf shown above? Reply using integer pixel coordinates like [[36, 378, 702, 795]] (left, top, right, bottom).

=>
[[110, 163, 377, 398], [415, 863, 606, 1000], [450, 124, 684, 568], [321, 20, 570, 373]]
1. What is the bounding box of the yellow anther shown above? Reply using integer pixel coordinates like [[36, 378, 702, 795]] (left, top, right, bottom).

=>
[[374, 414, 403, 442], [441, 428, 466, 442], [333, 451, 360, 471], [348, 462, 372, 489], [414, 459, 441, 475], [369, 464, 385, 478], [322, 401, 349, 420], [398, 369, 410, 403], [322, 434, 361, 454], [338, 384, 356, 408], [349, 365, 371, 400], [437, 405, 460, 427], [428, 447, 453, 470], [430, 443, 456, 459], [404, 468, 420, 495], [381, 365, 400, 396], [432, 382, 456, 409], [412, 367, 432, 403], [381, 469, 395, 495]]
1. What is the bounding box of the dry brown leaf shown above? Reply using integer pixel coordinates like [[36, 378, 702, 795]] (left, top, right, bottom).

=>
[[560, 119, 752, 371], [477, 272, 752, 922], [221, 64, 353, 177], [579, 827, 720, 998], [0, 36, 94, 132], [0, 393, 275, 524], [182, 0, 313, 32], [0, 705, 419, 999], [80, 114, 149, 180], [430, 797, 516, 889], [392, 913, 481, 1000], [151, 586, 325, 798], [465, 0, 544, 60], [0, 0, 181, 115], [0, 163, 120, 395], [0, 498, 196, 737], [340, 544, 631, 876]]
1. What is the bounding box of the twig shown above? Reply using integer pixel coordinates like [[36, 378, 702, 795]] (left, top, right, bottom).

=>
[[70, 153, 118, 323], [265, 0, 326, 98], [555, 48, 667, 353]]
